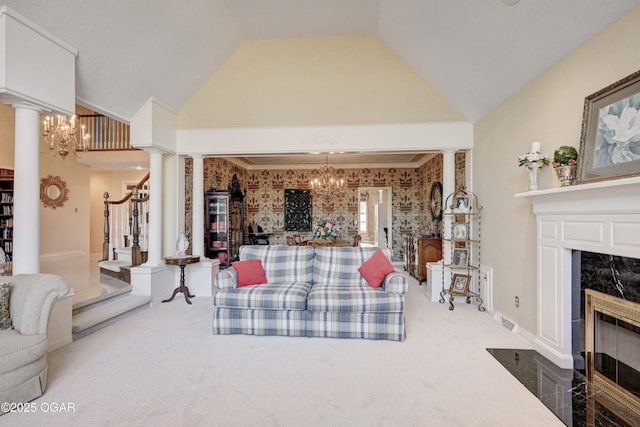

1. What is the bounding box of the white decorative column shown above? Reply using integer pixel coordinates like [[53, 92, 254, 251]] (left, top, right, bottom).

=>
[[145, 150, 163, 265], [184, 154, 219, 297], [12, 104, 42, 274], [191, 154, 205, 257], [0, 7, 78, 343], [442, 150, 457, 272], [441, 149, 456, 249], [427, 150, 457, 302]]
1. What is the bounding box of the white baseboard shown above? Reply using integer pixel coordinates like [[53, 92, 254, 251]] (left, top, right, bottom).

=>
[[40, 250, 86, 261], [492, 310, 536, 346], [493, 311, 516, 331], [515, 324, 536, 344]]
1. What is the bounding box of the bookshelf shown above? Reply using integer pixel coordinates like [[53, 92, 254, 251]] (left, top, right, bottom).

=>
[[0, 168, 13, 273]]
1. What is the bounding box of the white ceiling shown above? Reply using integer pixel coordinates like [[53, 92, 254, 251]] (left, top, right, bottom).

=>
[[3, 0, 639, 167], [4, 0, 638, 123]]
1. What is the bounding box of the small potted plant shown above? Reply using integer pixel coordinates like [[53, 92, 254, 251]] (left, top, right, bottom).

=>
[[552, 146, 578, 186]]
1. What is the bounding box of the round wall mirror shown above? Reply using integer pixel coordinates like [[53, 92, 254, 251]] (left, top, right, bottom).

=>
[[40, 175, 69, 209], [46, 184, 61, 200]]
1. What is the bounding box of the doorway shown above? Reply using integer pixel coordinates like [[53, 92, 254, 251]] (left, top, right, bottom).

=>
[[357, 187, 392, 249]]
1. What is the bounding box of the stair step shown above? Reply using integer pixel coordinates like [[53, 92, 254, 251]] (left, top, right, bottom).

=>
[[72, 294, 151, 340], [98, 259, 130, 272], [114, 247, 133, 263], [99, 260, 132, 284], [73, 281, 133, 314]]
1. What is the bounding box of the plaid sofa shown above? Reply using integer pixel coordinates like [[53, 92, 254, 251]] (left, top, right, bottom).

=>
[[213, 245, 408, 341]]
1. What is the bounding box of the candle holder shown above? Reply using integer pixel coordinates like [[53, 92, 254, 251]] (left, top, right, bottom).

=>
[[518, 142, 550, 191]]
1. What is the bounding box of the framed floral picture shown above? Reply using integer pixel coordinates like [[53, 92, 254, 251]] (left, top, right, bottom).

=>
[[578, 69, 640, 183]]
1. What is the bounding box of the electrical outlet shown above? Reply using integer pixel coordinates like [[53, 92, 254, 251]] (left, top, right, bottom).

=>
[[515, 296, 520, 308]]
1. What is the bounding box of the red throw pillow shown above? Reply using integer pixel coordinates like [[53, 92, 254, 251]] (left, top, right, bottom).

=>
[[358, 249, 395, 288], [232, 259, 267, 287]]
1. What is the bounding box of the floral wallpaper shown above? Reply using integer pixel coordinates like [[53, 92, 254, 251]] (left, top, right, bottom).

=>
[[185, 153, 466, 262]]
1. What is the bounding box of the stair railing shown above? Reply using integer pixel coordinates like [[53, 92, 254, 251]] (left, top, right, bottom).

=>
[[102, 173, 150, 266]]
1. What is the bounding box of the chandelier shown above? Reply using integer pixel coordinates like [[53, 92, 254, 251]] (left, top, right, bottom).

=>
[[310, 156, 345, 200], [42, 114, 90, 159]]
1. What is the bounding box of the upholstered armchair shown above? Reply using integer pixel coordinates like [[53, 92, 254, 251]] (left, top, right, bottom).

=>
[[0, 274, 70, 414]]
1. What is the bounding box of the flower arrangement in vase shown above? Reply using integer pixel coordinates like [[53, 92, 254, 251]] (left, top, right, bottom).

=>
[[552, 145, 578, 187], [518, 141, 550, 191], [312, 216, 340, 240]]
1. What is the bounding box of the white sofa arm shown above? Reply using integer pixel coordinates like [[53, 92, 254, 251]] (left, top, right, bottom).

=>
[[214, 267, 238, 291], [382, 271, 408, 295], [7, 274, 70, 335]]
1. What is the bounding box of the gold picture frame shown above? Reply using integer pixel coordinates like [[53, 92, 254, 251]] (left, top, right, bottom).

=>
[[450, 274, 471, 295], [578, 69, 640, 183]]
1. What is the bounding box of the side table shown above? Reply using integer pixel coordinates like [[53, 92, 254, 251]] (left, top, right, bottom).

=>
[[163, 255, 200, 305]]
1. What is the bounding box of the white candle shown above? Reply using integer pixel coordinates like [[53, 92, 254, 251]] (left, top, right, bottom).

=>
[[531, 141, 541, 153]]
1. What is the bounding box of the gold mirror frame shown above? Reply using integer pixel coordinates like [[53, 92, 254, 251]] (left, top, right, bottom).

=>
[[40, 175, 69, 209]]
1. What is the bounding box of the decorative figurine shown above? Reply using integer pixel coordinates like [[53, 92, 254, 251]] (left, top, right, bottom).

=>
[[176, 232, 189, 256]]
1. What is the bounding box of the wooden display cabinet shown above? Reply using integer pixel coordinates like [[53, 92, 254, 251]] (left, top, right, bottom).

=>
[[205, 192, 230, 267], [417, 237, 442, 283], [204, 174, 245, 267]]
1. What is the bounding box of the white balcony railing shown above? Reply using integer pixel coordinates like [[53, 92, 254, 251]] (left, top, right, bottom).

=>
[[79, 114, 132, 151]]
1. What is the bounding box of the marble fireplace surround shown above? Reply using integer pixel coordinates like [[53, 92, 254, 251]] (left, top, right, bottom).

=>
[[516, 176, 640, 369]]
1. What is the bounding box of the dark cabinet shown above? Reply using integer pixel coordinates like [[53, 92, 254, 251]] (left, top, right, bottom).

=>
[[205, 175, 245, 267], [205, 192, 230, 267]]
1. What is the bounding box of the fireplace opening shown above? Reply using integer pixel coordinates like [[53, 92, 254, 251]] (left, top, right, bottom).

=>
[[572, 251, 640, 371], [573, 251, 640, 415], [594, 314, 640, 399], [586, 289, 640, 415]]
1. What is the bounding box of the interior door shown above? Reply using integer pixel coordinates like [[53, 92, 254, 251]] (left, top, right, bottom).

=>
[[357, 187, 392, 249]]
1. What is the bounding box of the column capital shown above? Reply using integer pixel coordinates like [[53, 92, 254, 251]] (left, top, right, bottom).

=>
[[5, 100, 48, 114], [145, 148, 169, 156]]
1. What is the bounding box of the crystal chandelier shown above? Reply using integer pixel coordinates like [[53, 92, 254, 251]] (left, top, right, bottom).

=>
[[310, 156, 345, 200], [42, 114, 90, 159]]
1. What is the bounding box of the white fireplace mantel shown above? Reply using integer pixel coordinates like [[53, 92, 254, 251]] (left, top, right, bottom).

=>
[[515, 176, 640, 368]]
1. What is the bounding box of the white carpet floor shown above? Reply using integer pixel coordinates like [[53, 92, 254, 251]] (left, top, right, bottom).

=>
[[3, 277, 563, 426]]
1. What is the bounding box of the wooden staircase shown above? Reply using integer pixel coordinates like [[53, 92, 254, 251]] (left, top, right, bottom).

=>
[[71, 171, 154, 340]]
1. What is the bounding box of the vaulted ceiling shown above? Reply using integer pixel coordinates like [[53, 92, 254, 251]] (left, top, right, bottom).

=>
[[4, 0, 639, 126]]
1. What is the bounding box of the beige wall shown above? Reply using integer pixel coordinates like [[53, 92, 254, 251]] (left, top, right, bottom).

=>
[[39, 149, 92, 256], [474, 5, 640, 333], [178, 35, 464, 128], [0, 104, 15, 170]]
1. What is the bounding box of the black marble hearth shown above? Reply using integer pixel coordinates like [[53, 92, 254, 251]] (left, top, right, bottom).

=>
[[487, 348, 640, 427]]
